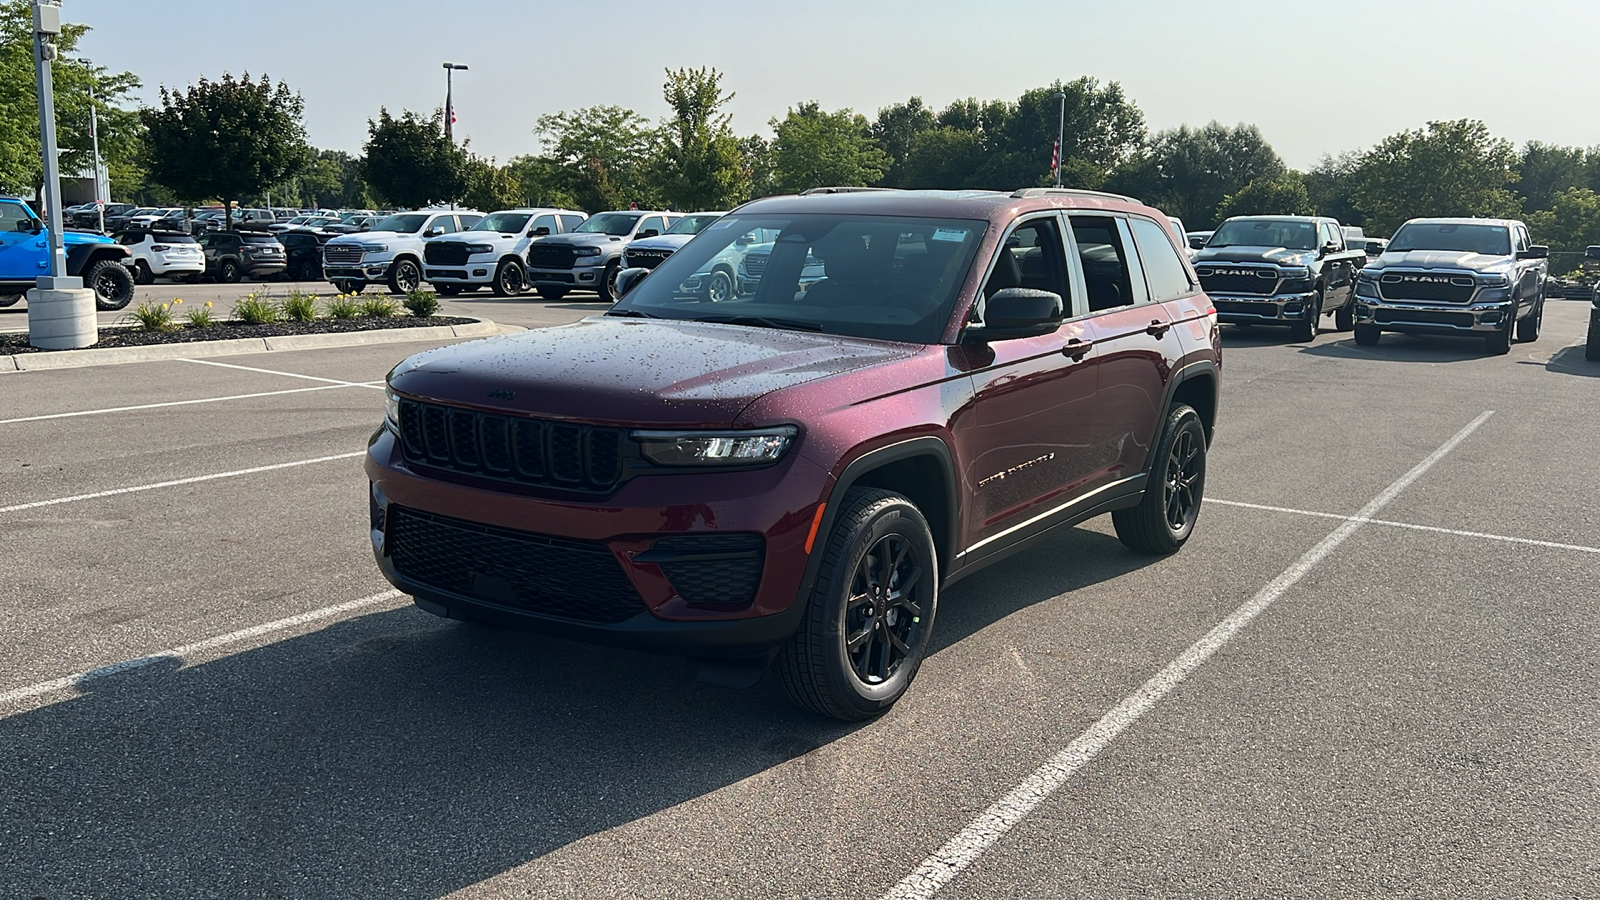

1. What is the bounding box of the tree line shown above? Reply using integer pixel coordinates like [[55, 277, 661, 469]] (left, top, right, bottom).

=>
[[6, 1, 1600, 269]]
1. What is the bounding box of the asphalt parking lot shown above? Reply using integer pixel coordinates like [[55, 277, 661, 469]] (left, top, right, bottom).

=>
[[1, 294, 1595, 899]]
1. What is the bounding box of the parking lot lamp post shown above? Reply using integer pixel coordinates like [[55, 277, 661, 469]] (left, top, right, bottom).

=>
[[442, 62, 467, 143], [1053, 90, 1066, 189]]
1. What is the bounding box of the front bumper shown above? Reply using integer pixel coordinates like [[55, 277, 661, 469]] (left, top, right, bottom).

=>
[[365, 427, 830, 656], [1355, 297, 1514, 334], [325, 257, 393, 282], [424, 257, 496, 285], [1211, 290, 1318, 325], [529, 262, 604, 287]]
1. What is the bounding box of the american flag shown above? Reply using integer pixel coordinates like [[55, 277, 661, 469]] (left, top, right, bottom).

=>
[[1049, 139, 1060, 178]]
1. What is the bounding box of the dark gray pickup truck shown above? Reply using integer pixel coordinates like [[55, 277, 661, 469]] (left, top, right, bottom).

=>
[[1193, 215, 1366, 341]]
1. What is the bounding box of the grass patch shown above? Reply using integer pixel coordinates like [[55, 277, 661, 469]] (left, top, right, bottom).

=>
[[127, 298, 178, 332], [281, 289, 319, 323], [324, 293, 362, 319], [358, 295, 399, 318], [233, 293, 282, 325], [403, 289, 439, 318], [183, 301, 216, 328]]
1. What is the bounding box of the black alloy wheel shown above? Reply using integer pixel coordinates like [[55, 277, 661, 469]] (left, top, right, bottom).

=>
[[389, 259, 421, 294], [87, 259, 135, 310], [1113, 403, 1207, 554], [778, 488, 938, 721], [707, 268, 735, 302], [493, 259, 527, 297], [218, 259, 241, 284], [598, 261, 621, 302]]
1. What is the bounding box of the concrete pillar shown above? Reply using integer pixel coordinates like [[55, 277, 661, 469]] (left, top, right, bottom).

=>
[[27, 281, 97, 349]]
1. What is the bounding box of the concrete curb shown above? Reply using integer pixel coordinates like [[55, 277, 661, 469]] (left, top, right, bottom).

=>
[[0, 319, 515, 373]]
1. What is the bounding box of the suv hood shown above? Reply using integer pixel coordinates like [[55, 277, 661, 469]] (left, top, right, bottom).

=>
[[439, 229, 523, 243], [62, 230, 112, 246], [1368, 249, 1511, 273], [328, 230, 413, 246], [388, 316, 918, 427], [627, 234, 694, 253], [1193, 246, 1314, 266], [541, 233, 627, 247]]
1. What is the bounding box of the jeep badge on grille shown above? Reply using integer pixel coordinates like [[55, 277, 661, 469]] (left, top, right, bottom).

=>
[[488, 388, 516, 400]]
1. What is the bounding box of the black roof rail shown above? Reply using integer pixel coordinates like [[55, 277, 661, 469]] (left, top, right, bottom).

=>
[[1010, 187, 1139, 203], [798, 186, 900, 196]]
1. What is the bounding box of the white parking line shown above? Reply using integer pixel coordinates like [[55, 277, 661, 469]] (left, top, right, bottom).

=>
[[0, 382, 369, 425], [1209, 499, 1600, 555], [879, 410, 1494, 900], [0, 590, 406, 711], [177, 357, 385, 389], [0, 451, 366, 514]]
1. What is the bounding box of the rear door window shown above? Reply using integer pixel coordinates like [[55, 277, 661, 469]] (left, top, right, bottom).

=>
[[1069, 215, 1148, 311], [637, 216, 666, 237], [530, 214, 557, 235], [457, 214, 483, 231], [559, 214, 585, 233], [1128, 216, 1196, 303]]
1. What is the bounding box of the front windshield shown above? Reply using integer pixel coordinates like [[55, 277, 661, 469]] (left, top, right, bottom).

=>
[[666, 214, 722, 235], [373, 213, 427, 234], [1208, 219, 1318, 250], [1387, 222, 1510, 255], [574, 212, 641, 235], [610, 213, 988, 344], [477, 212, 533, 233]]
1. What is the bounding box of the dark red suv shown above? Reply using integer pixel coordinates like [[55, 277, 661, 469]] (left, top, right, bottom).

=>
[[368, 188, 1221, 720]]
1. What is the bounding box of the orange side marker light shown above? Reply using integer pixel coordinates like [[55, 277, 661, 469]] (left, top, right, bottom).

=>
[[804, 503, 827, 554]]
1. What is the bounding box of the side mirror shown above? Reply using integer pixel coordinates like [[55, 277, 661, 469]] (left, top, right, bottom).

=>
[[1518, 245, 1548, 260], [736, 234, 755, 246], [613, 266, 650, 298], [20, 219, 39, 233], [1320, 241, 1339, 257], [1365, 241, 1384, 255], [637, 229, 660, 239], [1188, 236, 1206, 250], [425, 226, 444, 237], [965, 288, 1064, 342], [530, 226, 551, 236]]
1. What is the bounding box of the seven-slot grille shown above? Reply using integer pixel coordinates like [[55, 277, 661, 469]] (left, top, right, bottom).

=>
[[424, 241, 473, 266], [323, 244, 364, 267], [1195, 266, 1279, 296], [398, 398, 624, 492], [1378, 272, 1477, 303], [624, 248, 673, 270], [527, 243, 577, 269], [386, 506, 645, 623], [742, 252, 769, 277]]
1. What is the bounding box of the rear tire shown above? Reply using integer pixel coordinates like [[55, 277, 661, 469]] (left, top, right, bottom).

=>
[[777, 488, 938, 721], [88, 259, 136, 310], [133, 261, 154, 285], [218, 259, 241, 284], [537, 286, 569, 301], [0, 293, 21, 308], [1112, 404, 1206, 555], [1353, 324, 1381, 346]]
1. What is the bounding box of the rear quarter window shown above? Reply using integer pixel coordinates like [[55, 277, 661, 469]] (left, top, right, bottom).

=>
[[1129, 217, 1195, 303]]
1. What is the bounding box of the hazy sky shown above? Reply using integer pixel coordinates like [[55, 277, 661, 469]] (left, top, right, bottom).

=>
[[70, 0, 1600, 171]]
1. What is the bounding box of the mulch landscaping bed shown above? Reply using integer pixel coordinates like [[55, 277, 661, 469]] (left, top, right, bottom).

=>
[[0, 316, 476, 355]]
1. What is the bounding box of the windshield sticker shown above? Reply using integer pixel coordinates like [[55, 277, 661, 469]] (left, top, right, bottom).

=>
[[931, 228, 968, 242], [706, 220, 737, 230]]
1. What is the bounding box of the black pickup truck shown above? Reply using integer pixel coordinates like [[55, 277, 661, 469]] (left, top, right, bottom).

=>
[[1352, 217, 1547, 356], [1193, 215, 1366, 341]]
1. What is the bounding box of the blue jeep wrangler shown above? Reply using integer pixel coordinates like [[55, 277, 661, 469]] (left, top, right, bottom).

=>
[[0, 196, 135, 311]]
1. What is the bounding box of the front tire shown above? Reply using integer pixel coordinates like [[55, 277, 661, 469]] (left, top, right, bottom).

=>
[[334, 279, 365, 295], [707, 267, 735, 302], [777, 488, 938, 721], [388, 258, 421, 294], [536, 286, 569, 301], [436, 283, 463, 297], [1515, 297, 1542, 343], [1485, 323, 1512, 355], [597, 260, 620, 303], [492, 259, 527, 297], [87, 259, 136, 311], [1112, 404, 1206, 555], [1353, 323, 1381, 346], [1291, 289, 1322, 343], [1585, 308, 1600, 360], [1334, 293, 1355, 331]]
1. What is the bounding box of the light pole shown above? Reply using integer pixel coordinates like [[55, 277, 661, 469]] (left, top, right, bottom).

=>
[[1053, 90, 1066, 189], [29, 0, 96, 349], [86, 77, 103, 234], [442, 62, 467, 143]]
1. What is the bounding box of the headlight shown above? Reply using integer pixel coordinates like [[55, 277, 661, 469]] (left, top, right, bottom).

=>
[[574, 246, 602, 257], [385, 388, 401, 430], [361, 243, 388, 253], [633, 426, 797, 466], [1356, 269, 1378, 281], [1478, 274, 1510, 287], [1277, 266, 1310, 279], [464, 243, 494, 254]]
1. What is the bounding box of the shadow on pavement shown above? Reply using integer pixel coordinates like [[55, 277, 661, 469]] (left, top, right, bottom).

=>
[[0, 524, 1150, 898], [1297, 332, 1493, 363], [1524, 344, 1600, 378]]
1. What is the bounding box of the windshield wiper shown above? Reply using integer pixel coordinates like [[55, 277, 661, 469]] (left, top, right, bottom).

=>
[[693, 314, 823, 332], [605, 308, 658, 319]]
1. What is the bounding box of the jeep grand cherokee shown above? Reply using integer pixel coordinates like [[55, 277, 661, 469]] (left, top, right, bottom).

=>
[[368, 188, 1222, 720]]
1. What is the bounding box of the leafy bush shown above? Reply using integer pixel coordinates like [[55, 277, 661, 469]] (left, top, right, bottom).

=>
[[403, 289, 439, 318], [233, 293, 282, 324], [281, 289, 318, 323], [127, 298, 178, 332], [324, 293, 361, 319], [184, 301, 216, 328], [358, 295, 399, 318]]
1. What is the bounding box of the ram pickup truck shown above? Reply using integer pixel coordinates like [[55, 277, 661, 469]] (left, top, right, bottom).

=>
[[1193, 215, 1365, 341], [0, 195, 135, 311], [526, 210, 682, 301], [422, 207, 587, 297], [323, 209, 484, 294], [1352, 217, 1546, 355]]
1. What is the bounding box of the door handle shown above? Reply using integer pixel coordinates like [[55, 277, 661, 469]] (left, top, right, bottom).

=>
[[1145, 319, 1171, 338], [1061, 337, 1093, 360]]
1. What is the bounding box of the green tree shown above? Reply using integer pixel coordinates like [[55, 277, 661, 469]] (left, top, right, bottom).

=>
[[1525, 188, 1600, 268], [1348, 119, 1519, 234], [740, 134, 776, 199], [0, 1, 141, 196], [141, 73, 312, 222], [1304, 151, 1366, 228], [1215, 172, 1313, 220], [768, 102, 889, 194], [362, 108, 464, 209], [872, 97, 937, 186], [460, 155, 522, 212], [1515, 141, 1590, 213], [505, 154, 582, 210], [1107, 122, 1286, 229], [535, 105, 660, 210], [297, 149, 372, 209], [656, 67, 747, 210]]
